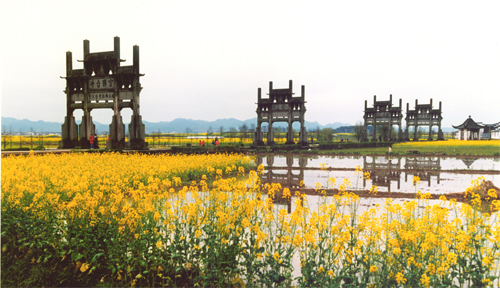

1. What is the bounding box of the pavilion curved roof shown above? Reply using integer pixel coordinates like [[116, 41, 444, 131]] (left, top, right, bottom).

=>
[[452, 116, 485, 129]]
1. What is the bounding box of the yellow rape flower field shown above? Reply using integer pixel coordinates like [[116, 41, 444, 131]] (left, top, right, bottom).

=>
[[2, 152, 500, 287], [392, 140, 500, 156]]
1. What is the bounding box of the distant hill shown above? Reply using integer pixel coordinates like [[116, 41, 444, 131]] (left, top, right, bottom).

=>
[[1, 117, 65, 133], [1, 117, 455, 134], [1, 117, 351, 134], [143, 118, 352, 133]]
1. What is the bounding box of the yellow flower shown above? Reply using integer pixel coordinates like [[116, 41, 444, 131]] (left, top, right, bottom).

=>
[[369, 185, 378, 195], [487, 189, 497, 198], [273, 252, 280, 261], [282, 188, 291, 199], [364, 172, 370, 180], [395, 272, 407, 284], [369, 265, 378, 273], [156, 240, 163, 250], [420, 274, 430, 287], [412, 176, 421, 186], [447, 252, 457, 264], [483, 256, 491, 266], [195, 229, 202, 238], [80, 262, 90, 273]]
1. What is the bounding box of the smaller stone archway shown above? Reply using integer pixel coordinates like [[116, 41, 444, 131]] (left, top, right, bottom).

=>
[[255, 80, 307, 145], [362, 94, 403, 142], [405, 99, 443, 141]]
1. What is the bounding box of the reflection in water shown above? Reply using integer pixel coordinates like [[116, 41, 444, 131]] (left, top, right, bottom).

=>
[[403, 157, 441, 187], [461, 157, 479, 169], [257, 156, 307, 213], [256, 154, 499, 195], [362, 156, 401, 192]]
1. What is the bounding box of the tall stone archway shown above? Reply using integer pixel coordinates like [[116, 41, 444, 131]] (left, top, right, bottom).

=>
[[59, 37, 148, 150]]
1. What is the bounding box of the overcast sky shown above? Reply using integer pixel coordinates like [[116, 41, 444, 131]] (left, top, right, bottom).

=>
[[1, 1, 499, 128]]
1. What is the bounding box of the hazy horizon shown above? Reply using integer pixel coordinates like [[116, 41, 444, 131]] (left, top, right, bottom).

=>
[[2, 1, 499, 128]]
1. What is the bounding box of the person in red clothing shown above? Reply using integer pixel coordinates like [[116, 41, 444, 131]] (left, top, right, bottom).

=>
[[89, 135, 94, 149]]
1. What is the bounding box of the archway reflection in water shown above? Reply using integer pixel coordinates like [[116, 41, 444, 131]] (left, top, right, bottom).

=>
[[256, 154, 499, 194]]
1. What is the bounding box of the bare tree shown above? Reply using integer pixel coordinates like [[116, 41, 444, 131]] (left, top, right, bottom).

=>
[[353, 122, 365, 142], [30, 127, 34, 149], [262, 125, 268, 133], [40, 129, 44, 148], [417, 128, 425, 140], [151, 131, 156, 147], [219, 126, 224, 144], [318, 128, 335, 142], [9, 125, 13, 149], [185, 127, 192, 146], [2, 124, 6, 149], [239, 124, 248, 143], [229, 127, 236, 144]]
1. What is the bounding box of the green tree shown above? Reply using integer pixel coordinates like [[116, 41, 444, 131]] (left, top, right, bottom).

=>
[[318, 128, 335, 142], [353, 122, 365, 142]]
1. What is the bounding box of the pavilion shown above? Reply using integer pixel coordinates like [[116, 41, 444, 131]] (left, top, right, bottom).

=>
[[453, 116, 500, 140]]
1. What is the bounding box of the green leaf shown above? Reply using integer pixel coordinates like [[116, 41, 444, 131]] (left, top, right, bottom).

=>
[[71, 252, 83, 261], [91, 253, 104, 262]]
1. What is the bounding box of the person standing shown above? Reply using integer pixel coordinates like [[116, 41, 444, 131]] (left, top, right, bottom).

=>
[[94, 134, 99, 149], [89, 134, 94, 149]]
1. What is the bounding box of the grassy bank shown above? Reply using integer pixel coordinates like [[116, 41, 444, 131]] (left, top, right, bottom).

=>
[[338, 140, 500, 157], [250, 140, 500, 157]]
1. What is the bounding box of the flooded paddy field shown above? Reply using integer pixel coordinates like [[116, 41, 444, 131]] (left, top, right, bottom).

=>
[[257, 154, 500, 195]]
